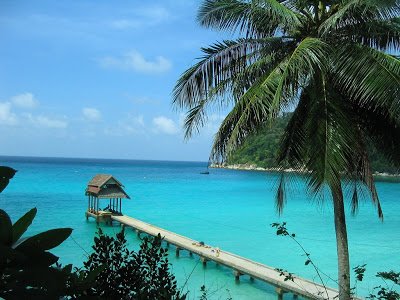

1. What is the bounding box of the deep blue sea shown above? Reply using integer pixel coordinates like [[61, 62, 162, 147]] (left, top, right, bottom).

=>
[[1, 156, 399, 299]]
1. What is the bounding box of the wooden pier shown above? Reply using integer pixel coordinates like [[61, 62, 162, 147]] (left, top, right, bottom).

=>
[[111, 215, 350, 300]]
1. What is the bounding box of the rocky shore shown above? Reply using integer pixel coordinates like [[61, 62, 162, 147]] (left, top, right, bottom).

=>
[[210, 163, 400, 178], [210, 163, 299, 173]]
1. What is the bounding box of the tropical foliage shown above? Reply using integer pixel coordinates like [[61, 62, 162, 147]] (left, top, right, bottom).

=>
[[75, 229, 186, 300], [227, 113, 400, 174], [0, 166, 93, 299], [173, 1, 400, 299]]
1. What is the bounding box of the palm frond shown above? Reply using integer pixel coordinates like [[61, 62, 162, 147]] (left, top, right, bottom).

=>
[[333, 44, 400, 113], [173, 37, 286, 110], [319, 0, 400, 36], [299, 75, 357, 197], [358, 104, 400, 169], [209, 37, 328, 163], [274, 89, 310, 213], [277, 86, 309, 170], [335, 18, 400, 51], [210, 68, 282, 162], [275, 173, 286, 214], [269, 37, 329, 119], [345, 125, 383, 219], [198, 0, 301, 36]]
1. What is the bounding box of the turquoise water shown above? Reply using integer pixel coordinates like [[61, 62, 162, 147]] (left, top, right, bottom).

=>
[[1, 156, 399, 299]]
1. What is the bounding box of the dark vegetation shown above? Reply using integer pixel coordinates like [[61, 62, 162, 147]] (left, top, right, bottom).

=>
[[227, 113, 399, 175], [76, 229, 186, 299]]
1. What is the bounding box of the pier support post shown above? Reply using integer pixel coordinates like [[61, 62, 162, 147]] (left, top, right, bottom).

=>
[[135, 229, 141, 237], [176, 248, 181, 257], [189, 251, 193, 257], [276, 288, 287, 300], [234, 270, 242, 282], [293, 294, 298, 299], [200, 257, 207, 267], [250, 277, 254, 283]]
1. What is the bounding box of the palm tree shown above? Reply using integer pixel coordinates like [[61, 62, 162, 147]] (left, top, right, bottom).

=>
[[172, 1, 400, 299]]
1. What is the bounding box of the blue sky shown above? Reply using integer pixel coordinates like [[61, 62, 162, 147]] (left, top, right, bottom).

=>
[[0, 0, 228, 161]]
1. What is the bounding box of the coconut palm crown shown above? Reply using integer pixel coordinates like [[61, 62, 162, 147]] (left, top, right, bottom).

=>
[[173, 1, 400, 299]]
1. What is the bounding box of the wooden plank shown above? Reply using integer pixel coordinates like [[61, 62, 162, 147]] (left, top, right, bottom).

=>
[[111, 215, 358, 300]]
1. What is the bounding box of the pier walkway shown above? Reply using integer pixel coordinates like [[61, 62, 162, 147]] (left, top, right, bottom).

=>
[[111, 215, 348, 300]]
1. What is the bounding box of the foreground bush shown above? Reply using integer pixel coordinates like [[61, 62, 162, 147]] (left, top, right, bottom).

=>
[[74, 229, 186, 300]]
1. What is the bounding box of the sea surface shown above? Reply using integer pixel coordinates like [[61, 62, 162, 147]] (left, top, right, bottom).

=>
[[1, 156, 399, 299]]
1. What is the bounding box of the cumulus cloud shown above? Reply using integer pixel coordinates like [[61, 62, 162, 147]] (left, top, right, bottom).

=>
[[82, 107, 101, 122], [0, 102, 18, 125], [11, 93, 38, 109], [100, 50, 172, 74], [25, 114, 68, 129], [153, 116, 179, 135]]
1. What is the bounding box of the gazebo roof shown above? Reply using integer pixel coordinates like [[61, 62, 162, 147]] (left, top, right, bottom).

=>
[[86, 174, 130, 199], [87, 174, 124, 188]]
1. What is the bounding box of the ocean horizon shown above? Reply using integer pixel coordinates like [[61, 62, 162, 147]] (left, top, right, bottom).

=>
[[1, 156, 399, 299]]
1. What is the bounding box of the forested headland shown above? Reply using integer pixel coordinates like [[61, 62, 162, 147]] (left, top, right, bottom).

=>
[[227, 113, 399, 175]]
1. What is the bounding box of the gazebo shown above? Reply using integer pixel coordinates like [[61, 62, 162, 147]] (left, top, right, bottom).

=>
[[85, 174, 130, 223]]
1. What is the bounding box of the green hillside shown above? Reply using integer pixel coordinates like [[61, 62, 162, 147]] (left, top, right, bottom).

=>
[[227, 113, 399, 174]]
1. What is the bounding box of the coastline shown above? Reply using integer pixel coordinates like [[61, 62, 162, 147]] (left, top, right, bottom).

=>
[[210, 163, 400, 179]]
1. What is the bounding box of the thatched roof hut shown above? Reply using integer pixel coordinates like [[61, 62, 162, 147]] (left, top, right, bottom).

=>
[[86, 174, 130, 199], [85, 174, 130, 221]]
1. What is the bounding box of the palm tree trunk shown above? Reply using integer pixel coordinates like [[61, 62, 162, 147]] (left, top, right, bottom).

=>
[[332, 185, 351, 300]]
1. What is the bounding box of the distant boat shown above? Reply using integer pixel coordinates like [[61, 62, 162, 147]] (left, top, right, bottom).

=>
[[200, 161, 210, 174]]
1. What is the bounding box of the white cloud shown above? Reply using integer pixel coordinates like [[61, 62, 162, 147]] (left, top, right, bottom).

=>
[[25, 114, 68, 129], [82, 107, 101, 122], [0, 102, 18, 125], [110, 6, 171, 30], [100, 50, 172, 74], [153, 116, 179, 135], [133, 115, 145, 127], [104, 115, 145, 136], [11, 93, 38, 109]]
